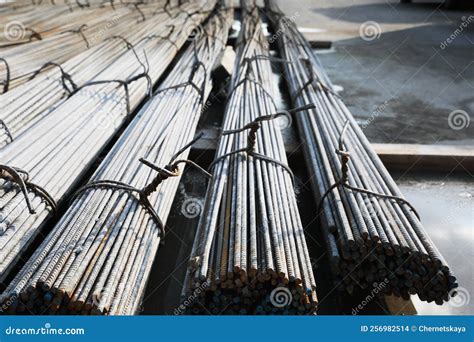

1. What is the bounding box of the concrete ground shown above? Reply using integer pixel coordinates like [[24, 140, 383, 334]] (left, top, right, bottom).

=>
[[276, 0, 474, 144]]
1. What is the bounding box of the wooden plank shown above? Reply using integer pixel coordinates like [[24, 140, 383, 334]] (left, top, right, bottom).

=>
[[373, 143, 474, 172], [194, 129, 473, 173], [309, 40, 332, 49], [384, 295, 417, 315]]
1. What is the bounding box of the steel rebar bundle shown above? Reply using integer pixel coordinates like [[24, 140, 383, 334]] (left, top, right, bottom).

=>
[[265, 0, 457, 305], [0, 5, 230, 315], [0, 4, 69, 44], [0, 2, 140, 46], [0, 0, 213, 283], [0, 2, 166, 92], [182, 4, 317, 315], [0, 8, 183, 148]]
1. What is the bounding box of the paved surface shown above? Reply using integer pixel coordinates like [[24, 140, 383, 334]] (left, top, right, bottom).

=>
[[277, 0, 474, 144]]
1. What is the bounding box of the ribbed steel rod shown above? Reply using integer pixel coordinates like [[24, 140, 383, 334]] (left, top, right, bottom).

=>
[[182, 3, 317, 315], [0, 2, 166, 92], [0, 2, 153, 45], [0, 7, 182, 148], [0, 0, 212, 283], [265, 0, 457, 305], [0, 5, 229, 315]]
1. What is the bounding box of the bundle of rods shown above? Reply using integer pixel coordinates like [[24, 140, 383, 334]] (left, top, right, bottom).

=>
[[0, 1, 168, 92], [265, 0, 457, 304], [0, 4, 70, 44], [0, 0, 213, 282], [0, 6, 185, 148], [182, 5, 317, 315], [0, 2, 145, 46], [0, 5, 230, 314]]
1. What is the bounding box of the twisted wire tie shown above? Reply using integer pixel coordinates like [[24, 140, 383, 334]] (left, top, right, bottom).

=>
[[0, 27, 42, 48], [28, 62, 78, 95], [0, 165, 57, 215], [153, 53, 207, 105], [317, 120, 420, 220], [0, 120, 14, 143], [72, 49, 152, 115], [62, 24, 90, 48], [107, 35, 134, 50], [25, 27, 42, 42], [131, 3, 146, 23], [208, 104, 316, 184], [291, 58, 340, 102], [135, 25, 177, 51], [0, 57, 11, 93], [71, 133, 211, 238]]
